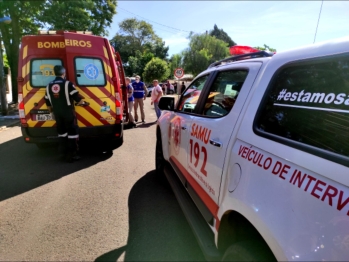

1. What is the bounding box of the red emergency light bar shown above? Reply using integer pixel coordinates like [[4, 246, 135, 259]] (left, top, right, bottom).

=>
[[229, 45, 260, 55]]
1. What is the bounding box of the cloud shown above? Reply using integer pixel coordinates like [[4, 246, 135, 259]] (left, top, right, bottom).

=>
[[163, 34, 189, 56]]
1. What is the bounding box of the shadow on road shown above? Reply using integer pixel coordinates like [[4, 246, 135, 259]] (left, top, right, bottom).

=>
[[0, 137, 113, 202], [95, 170, 205, 261]]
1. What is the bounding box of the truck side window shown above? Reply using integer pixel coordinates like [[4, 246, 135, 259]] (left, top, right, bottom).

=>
[[255, 55, 349, 161], [31, 59, 62, 87], [177, 75, 209, 113], [201, 70, 248, 117], [75, 57, 106, 86]]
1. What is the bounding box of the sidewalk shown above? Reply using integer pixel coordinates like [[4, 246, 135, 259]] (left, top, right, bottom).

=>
[[0, 103, 20, 130]]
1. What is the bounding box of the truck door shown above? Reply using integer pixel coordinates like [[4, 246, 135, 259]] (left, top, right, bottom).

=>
[[187, 62, 262, 205], [63, 32, 117, 127]]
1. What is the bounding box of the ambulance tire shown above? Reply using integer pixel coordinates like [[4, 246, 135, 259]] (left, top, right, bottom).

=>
[[221, 241, 275, 261]]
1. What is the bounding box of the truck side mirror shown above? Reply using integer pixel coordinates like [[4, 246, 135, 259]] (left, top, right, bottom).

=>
[[159, 96, 175, 111]]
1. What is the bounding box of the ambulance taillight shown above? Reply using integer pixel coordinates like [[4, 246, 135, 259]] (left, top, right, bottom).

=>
[[115, 93, 123, 121], [18, 93, 27, 127]]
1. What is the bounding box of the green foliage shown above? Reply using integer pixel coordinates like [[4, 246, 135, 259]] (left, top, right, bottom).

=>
[[110, 18, 168, 65], [127, 50, 154, 77], [0, 0, 117, 102], [41, 0, 117, 36], [183, 33, 230, 76], [210, 24, 236, 47], [0, 0, 46, 102], [168, 53, 183, 79], [254, 44, 277, 52], [142, 57, 170, 83]]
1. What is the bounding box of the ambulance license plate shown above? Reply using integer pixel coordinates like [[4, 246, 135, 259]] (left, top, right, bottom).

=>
[[36, 114, 54, 121]]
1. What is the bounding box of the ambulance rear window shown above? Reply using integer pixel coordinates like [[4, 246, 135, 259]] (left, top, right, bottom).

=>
[[254, 53, 349, 166], [74, 57, 106, 86], [30, 59, 63, 87]]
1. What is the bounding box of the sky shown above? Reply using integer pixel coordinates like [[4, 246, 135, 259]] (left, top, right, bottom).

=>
[[107, 1, 349, 57]]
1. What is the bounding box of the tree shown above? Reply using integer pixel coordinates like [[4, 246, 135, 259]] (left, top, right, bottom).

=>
[[110, 18, 168, 66], [41, 0, 117, 36], [254, 44, 277, 52], [0, 0, 117, 103], [142, 58, 170, 83], [168, 53, 183, 79], [183, 33, 230, 76], [0, 0, 45, 103], [210, 24, 236, 47], [127, 50, 154, 77]]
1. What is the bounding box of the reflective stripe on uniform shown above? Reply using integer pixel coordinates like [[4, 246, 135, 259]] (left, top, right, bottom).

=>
[[70, 89, 78, 95], [58, 133, 68, 137], [68, 135, 79, 139], [65, 81, 71, 106], [46, 84, 52, 106]]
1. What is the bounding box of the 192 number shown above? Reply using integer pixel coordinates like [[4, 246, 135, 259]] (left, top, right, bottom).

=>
[[189, 139, 208, 176]]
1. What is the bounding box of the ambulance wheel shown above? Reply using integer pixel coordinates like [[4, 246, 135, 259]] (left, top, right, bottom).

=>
[[155, 130, 165, 175], [222, 241, 275, 261]]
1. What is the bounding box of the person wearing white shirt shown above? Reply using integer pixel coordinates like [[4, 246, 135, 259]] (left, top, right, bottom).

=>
[[150, 79, 163, 119]]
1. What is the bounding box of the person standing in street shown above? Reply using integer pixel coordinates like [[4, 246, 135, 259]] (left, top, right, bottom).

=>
[[150, 79, 163, 120], [44, 65, 86, 163], [132, 75, 148, 123], [181, 81, 186, 94], [125, 77, 136, 128]]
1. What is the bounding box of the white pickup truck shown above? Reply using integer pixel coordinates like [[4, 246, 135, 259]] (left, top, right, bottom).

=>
[[156, 37, 349, 261]]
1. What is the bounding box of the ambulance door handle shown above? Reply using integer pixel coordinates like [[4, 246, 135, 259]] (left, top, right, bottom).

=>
[[210, 139, 222, 148]]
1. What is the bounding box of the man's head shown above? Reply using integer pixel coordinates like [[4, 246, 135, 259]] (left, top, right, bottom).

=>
[[54, 65, 66, 77], [125, 77, 131, 84], [135, 75, 140, 83], [153, 79, 158, 85]]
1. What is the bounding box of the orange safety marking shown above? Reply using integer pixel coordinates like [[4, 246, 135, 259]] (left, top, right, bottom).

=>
[[84, 106, 110, 125], [81, 87, 117, 118], [23, 45, 28, 59], [170, 156, 219, 222], [76, 112, 93, 127]]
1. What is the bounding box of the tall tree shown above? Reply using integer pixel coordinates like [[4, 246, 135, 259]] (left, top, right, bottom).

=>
[[127, 50, 154, 78], [0, 0, 45, 103], [209, 24, 236, 47], [0, 0, 117, 103], [143, 58, 170, 83], [110, 18, 169, 66], [41, 0, 117, 36], [183, 33, 230, 76]]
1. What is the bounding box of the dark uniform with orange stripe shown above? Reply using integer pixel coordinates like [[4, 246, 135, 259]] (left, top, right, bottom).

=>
[[44, 65, 82, 161]]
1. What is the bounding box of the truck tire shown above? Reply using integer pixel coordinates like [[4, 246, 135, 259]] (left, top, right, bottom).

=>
[[222, 241, 275, 262]]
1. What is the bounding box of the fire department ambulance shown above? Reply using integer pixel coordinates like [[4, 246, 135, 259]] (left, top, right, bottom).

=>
[[17, 30, 127, 149], [156, 37, 349, 261]]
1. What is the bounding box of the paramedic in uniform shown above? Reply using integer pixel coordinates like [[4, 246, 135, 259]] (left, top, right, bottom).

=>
[[132, 75, 148, 123], [44, 65, 85, 162]]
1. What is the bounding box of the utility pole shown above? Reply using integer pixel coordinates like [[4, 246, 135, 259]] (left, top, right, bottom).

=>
[[0, 16, 11, 116]]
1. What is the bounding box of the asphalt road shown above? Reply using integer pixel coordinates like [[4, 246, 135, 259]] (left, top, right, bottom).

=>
[[0, 98, 205, 261]]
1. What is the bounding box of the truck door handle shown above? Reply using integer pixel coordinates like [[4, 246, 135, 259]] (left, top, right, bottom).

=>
[[210, 139, 222, 147], [181, 126, 187, 130]]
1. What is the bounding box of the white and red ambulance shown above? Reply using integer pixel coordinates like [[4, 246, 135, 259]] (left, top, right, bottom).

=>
[[156, 38, 349, 261]]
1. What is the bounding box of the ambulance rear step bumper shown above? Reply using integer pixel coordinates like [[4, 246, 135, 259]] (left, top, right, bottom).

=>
[[163, 163, 222, 261]]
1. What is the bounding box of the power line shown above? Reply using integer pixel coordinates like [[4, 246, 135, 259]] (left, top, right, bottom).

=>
[[313, 0, 323, 44], [118, 6, 192, 34]]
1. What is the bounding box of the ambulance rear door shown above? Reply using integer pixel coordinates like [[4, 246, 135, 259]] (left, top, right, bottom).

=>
[[21, 35, 66, 130], [63, 32, 117, 128]]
